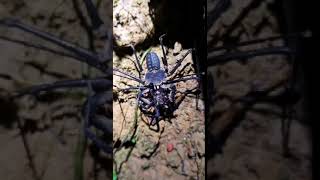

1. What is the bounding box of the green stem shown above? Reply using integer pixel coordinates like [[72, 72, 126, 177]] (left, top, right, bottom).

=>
[[74, 126, 87, 180], [74, 50, 91, 180]]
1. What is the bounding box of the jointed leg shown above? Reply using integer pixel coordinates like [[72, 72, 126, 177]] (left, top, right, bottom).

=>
[[0, 35, 80, 60], [114, 85, 147, 93], [90, 115, 112, 135], [83, 0, 104, 31], [84, 127, 112, 154], [137, 89, 154, 111], [150, 106, 160, 126], [192, 49, 203, 110], [83, 83, 112, 154], [208, 46, 292, 66], [169, 49, 193, 76], [82, 0, 113, 62], [281, 105, 293, 157], [207, 0, 231, 29], [89, 90, 113, 106], [169, 84, 176, 103], [113, 68, 144, 84], [164, 76, 200, 84], [159, 34, 169, 74], [169, 73, 203, 81], [175, 86, 200, 110], [208, 31, 312, 52], [129, 44, 143, 78], [84, 91, 112, 135], [168, 62, 192, 80]]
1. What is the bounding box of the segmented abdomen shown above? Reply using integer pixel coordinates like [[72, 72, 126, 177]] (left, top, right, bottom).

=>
[[146, 52, 161, 71]]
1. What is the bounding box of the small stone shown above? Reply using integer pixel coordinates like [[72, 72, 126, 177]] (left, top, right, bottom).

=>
[[193, 132, 205, 157], [141, 162, 150, 170], [181, 160, 191, 175], [166, 151, 180, 168], [188, 147, 196, 158], [176, 143, 186, 157], [173, 42, 182, 55], [167, 143, 174, 152]]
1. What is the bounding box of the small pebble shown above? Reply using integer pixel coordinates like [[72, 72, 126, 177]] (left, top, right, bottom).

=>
[[173, 42, 182, 55], [167, 143, 174, 152]]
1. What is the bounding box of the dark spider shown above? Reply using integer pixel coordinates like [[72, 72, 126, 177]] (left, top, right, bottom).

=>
[[114, 34, 202, 128], [0, 0, 113, 154]]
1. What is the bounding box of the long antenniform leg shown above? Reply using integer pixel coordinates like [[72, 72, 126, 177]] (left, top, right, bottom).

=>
[[0, 35, 81, 60], [113, 68, 144, 84], [83, 0, 105, 31], [169, 49, 193, 76], [82, 0, 113, 61], [14, 78, 112, 98], [207, 0, 231, 29], [129, 44, 143, 78], [159, 34, 169, 74], [208, 46, 293, 66], [114, 86, 147, 92], [164, 76, 200, 84], [208, 31, 311, 53], [0, 19, 109, 72]]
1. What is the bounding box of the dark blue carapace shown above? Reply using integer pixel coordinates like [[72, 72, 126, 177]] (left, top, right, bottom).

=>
[[146, 52, 161, 71], [145, 69, 166, 85], [145, 52, 166, 85]]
